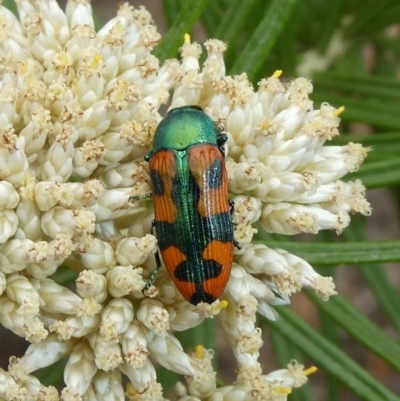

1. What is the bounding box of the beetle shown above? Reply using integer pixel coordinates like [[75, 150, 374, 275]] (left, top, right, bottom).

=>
[[143, 105, 237, 305]]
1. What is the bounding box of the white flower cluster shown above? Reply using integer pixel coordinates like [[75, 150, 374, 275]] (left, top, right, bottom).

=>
[[0, 1, 371, 400]]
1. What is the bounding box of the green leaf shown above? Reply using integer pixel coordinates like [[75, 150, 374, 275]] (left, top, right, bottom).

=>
[[49, 265, 78, 286], [201, 1, 222, 37], [313, 72, 400, 101], [331, 132, 400, 163], [35, 357, 67, 386], [320, 312, 341, 401], [266, 308, 400, 401], [269, 329, 313, 401], [229, 0, 299, 80], [3, 0, 18, 16], [344, 223, 400, 335], [344, 0, 398, 38], [316, 0, 347, 54], [346, 158, 400, 188], [308, 292, 400, 372], [153, 0, 211, 62], [157, 366, 179, 397], [344, 0, 399, 39], [162, 0, 182, 28], [213, 0, 259, 43], [265, 240, 400, 265], [312, 92, 400, 130], [176, 318, 215, 351]]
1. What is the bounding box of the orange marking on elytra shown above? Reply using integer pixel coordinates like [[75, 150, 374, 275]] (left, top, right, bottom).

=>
[[161, 245, 196, 301], [202, 240, 234, 299], [150, 150, 178, 223], [188, 144, 230, 218]]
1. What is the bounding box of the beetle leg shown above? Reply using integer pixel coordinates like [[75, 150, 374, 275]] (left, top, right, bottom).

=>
[[142, 220, 162, 295], [229, 199, 235, 214], [129, 193, 152, 203], [217, 133, 228, 156]]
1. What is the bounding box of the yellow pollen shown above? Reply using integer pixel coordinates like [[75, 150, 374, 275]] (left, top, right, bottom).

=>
[[184, 33, 191, 44], [220, 300, 228, 309], [125, 383, 137, 396], [195, 344, 204, 359], [23, 171, 35, 187], [274, 386, 292, 395], [19, 62, 29, 74], [304, 366, 318, 376], [91, 54, 102, 69], [334, 106, 345, 116], [273, 70, 283, 78]]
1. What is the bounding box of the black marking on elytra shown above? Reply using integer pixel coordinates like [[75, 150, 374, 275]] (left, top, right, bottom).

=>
[[174, 258, 222, 282], [150, 169, 164, 196], [155, 221, 177, 251], [170, 174, 182, 212], [190, 291, 216, 305], [205, 158, 223, 189]]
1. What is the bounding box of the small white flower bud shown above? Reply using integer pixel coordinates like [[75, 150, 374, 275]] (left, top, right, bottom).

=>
[[87, 333, 123, 371], [32, 278, 83, 314], [0, 238, 50, 275], [115, 235, 157, 267], [107, 265, 145, 298], [15, 199, 43, 240], [41, 206, 95, 238], [50, 314, 100, 341], [0, 181, 19, 209], [0, 272, 6, 296], [0, 132, 29, 187], [186, 345, 216, 398], [120, 359, 157, 393], [34, 181, 104, 212], [260, 202, 350, 235], [19, 334, 75, 372], [5, 274, 40, 316], [136, 299, 170, 336], [72, 140, 106, 178], [0, 209, 18, 244], [64, 341, 98, 396], [40, 130, 74, 182], [167, 301, 205, 331], [79, 100, 109, 141], [99, 298, 134, 342], [99, 131, 134, 164], [76, 237, 116, 274], [98, 160, 150, 189], [148, 332, 197, 376], [90, 370, 125, 401], [76, 270, 107, 303], [19, 108, 53, 163], [90, 187, 135, 222], [121, 322, 149, 368], [26, 235, 73, 278]]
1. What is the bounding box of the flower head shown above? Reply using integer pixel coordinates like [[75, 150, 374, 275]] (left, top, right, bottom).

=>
[[0, 1, 371, 400]]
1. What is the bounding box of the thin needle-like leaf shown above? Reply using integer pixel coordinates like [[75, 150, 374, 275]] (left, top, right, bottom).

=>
[[308, 292, 400, 372], [230, 0, 299, 80], [154, 0, 210, 62], [266, 309, 400, 401], [265, 240, 400, 265]]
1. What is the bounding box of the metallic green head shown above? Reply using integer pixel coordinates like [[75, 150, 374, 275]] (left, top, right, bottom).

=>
[[151, 105, 218, 152]]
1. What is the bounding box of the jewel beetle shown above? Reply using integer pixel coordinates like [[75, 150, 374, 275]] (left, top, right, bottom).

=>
[[143, 105, 237, 305]]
